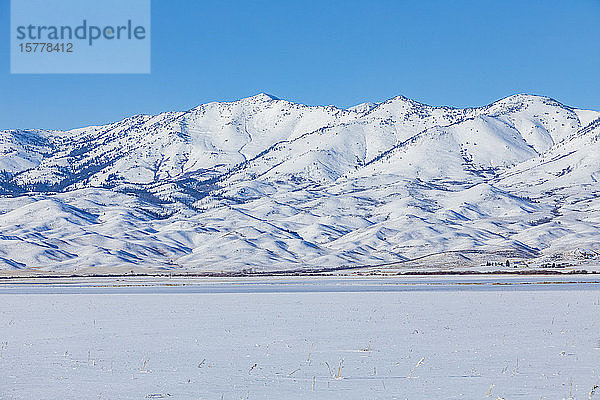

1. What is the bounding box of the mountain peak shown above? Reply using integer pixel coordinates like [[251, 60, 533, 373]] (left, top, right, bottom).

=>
[[491, 93, 560, 107], [386, 95, 433, 109], [243, 93, 280, 102]]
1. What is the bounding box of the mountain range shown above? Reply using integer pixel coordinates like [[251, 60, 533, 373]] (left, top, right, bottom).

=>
[[1, 93, 599, 275]]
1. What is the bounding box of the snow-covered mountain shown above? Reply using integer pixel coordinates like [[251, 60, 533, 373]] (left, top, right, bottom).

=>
[[1, 93, 599, 274]]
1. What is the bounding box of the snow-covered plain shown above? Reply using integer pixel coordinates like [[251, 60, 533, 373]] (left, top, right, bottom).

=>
[[1, 276, 600, 399], [0, 93, 599, 274]]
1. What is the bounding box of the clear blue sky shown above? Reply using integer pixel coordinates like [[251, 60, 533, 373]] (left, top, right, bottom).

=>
[[1, 0, 599, 130]]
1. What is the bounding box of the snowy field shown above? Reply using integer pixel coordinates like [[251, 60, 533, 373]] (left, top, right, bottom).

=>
[[1, 276, 600, 399]]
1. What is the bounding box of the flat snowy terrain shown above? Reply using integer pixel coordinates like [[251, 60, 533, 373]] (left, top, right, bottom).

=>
[[1, 93, 599, 273], [1, 277, 599, 399]]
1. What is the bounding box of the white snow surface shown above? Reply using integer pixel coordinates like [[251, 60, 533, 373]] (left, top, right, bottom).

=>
[[0, 93, 599, 273], [1, 277, 599, 399]]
